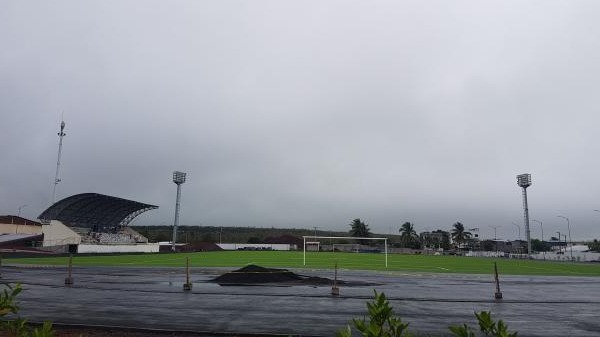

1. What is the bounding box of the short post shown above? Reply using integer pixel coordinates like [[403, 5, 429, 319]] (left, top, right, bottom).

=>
[[331, 262, 339, 296], [385, 238, 388, 268], [183, 256, 192, 291], [303, 236, 306, 266], [65, 254, 74, 285], [494, 262, 502, 300]]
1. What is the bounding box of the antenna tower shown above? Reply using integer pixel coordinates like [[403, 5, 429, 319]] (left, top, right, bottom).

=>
[[52, 120, 66, 204]]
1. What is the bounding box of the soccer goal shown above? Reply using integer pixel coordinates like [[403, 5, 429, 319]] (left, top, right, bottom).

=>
[[302, 236, 388, 267]]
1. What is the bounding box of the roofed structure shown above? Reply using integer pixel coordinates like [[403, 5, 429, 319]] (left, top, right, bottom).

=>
[[0, 216, 42, 226], [38, 193, 158, 229]]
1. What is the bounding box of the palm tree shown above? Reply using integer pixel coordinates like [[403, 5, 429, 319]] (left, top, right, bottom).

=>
[[349, 218, 371, 245], [451, 222, 472, 249], [399, 222, 419, 248]]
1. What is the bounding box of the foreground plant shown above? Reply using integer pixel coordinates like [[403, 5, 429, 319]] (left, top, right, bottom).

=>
[[449, 311, 517, 337], [339, 291, 518, 337], [0, 283, 21, 316], [337, 290, 412, 337], [0, 284, 54, 337]]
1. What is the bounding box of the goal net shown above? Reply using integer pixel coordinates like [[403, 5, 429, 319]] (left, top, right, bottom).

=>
[[302, 236, 388, 267]]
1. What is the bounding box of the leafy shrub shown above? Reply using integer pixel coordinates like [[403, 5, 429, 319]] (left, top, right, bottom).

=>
[[449, 311, 517, 337], [337, 290, 412, 337], [339, 291, 518, 337], [0, 284, 54, 337], [0, 284, 21, 317]]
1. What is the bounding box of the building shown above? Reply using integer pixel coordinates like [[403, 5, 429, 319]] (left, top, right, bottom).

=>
[[420, 230, 450, 250], [0, 215, 43, 235], [0, 216, 44, 250], [37, 193, 159, 253]]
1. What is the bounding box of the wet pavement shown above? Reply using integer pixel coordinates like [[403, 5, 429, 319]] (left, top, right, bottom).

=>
[[2, 265, 599, 336]]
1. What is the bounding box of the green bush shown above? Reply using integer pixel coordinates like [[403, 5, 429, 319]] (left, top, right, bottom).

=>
[[0, 284, 54, 337], [339, 291, 518, 337], [449, 311, 517, 337], [0, 284, 21, 317], [337, 290, 413, 337]]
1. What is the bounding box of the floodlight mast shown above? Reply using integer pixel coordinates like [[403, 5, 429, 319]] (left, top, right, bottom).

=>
[[171, 171, 186, 252], [52, 120, 66, 204], [517, 174, 532, 256]]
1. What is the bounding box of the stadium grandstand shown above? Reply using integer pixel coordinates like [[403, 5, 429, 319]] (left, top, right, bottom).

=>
[[37, 193, 159, 253]]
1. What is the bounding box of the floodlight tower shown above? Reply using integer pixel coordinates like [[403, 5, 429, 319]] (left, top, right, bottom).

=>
[[517, 173, 532, 256], [171, 171, 187, 252], [52, 120, 66, 204]]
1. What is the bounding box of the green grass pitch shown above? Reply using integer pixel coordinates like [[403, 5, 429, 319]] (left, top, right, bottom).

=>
[[5, 251, 600, 276]]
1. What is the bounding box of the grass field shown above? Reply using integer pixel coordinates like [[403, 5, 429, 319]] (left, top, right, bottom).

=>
[[5, 251, 600, 276]]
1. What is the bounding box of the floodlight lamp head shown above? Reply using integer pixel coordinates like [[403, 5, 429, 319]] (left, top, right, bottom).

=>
[[173, 171, 186, 184], [517, 173, 531, 188]]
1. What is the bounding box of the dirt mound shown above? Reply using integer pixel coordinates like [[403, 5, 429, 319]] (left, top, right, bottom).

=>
[[212, 264, 338, 286], [211, 264, 381, 287], [212, 265, 303, 284]]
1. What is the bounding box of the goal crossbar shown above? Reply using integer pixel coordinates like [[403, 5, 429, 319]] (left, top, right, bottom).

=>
[[302, 236, 388, 267]]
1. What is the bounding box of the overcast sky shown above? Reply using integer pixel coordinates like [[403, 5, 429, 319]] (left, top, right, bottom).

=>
[[2, 1, 600, 240]]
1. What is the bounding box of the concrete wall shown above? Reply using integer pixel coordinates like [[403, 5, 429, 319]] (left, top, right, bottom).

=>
[[42, 220, 81, 246], [0, 223, 42, 235], [217, 243, 291, 251], [532, 251, 600, 262], [467, 250, 600, 262], [77, 243, 160, 253]]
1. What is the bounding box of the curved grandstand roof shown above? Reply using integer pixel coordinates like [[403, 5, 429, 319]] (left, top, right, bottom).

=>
[[38, 193, 158, 228]]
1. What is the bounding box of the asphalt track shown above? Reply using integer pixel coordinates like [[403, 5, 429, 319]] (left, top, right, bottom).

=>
[[2, 265, 599, 336]]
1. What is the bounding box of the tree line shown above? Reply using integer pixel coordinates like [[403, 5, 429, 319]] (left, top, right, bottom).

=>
[[132, 224, 402, 246], [135, 218, 559, 252], [349, 218, 472, 250]]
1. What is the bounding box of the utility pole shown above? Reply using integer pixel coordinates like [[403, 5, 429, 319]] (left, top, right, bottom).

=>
[[17, 205, 27, 217], [532, 219, 544, 260], [511, 222, 521, 241], [490, 225, 501, 255], [557, 215, 573, 262]]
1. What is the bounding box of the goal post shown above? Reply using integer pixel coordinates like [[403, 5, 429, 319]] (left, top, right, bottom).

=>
[[302, 236, 388, 267]]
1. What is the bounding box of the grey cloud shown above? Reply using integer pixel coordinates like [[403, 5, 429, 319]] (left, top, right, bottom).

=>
[[2, 0, 600, 240]]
